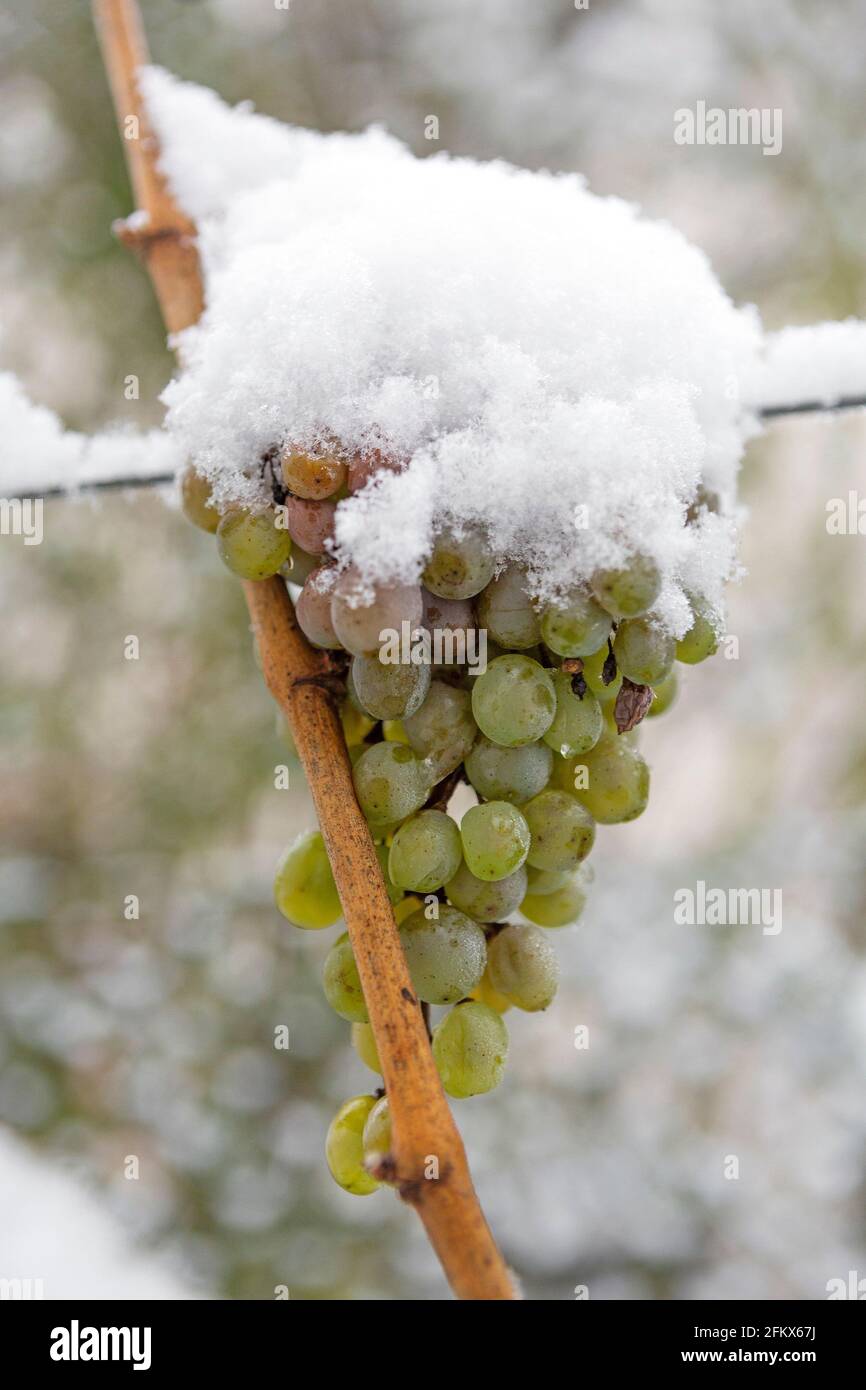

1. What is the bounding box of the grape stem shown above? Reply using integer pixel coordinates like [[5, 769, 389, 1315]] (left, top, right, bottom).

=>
[[93, 0, 517, 1302]]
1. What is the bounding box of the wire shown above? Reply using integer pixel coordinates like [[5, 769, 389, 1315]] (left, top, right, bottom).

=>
[[5, 395, 865, 501]]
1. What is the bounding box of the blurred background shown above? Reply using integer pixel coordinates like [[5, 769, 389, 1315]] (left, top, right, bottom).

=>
[[1, 0, 865, 1301]]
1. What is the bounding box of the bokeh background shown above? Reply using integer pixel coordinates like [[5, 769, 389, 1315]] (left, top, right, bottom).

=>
[[1, 0, 865, 1301]]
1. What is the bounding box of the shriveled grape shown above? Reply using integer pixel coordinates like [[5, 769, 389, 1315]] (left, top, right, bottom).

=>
[[432, 1001, 508, 1098], [487, 923, 559, 1011]]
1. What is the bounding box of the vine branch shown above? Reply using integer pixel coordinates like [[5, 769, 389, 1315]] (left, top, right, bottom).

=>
[[92, 0, 516, 1300]]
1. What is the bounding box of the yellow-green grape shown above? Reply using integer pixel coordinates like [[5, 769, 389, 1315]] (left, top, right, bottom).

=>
[[331, 569, 424, 657], [398, 905, 487, 1005], [351, 654, 431, 721], [540, 588, 611, 657], [521, 865, 591, 928], [394, 894, 423, 925], [487, 923, 559, 1011], [362, 1096, 394, 1179], [403, 681, 477, 780], [322, 931, 367, 1023], [383, 719, 409, 744], [523, 789, 595, 872], [281, 446, 347, 500], [283, 544, 318, 587], [470, 968, 512, 1013], [274, 830, 342, 929], [423, 528, 495, 600], [217, 508, 292, 581], [465, 735, 552, 803], [573, 734, 650, 824], [374, 843, 405, 906], [471, 654, 556, 748], [476, 566, 541, 649], [581, 643, 622, 704], [389, 810, 463, 893], [591, 554, 661, 619], [352, 742, 432, 829], [525, 864, 569, 895], [351, 1021, 382, 1074], [347, 743, 367, 767], [460, 801, 531, 881], [445, 861, 527, 923], [340, 699, 376, 746], [613, 618, 675, 686], [431, 1001, 508, 1098], [676, 598, 720, 664], [543, 670, 603, 758], [648, 669, 678, 717], [180, 464, 220, 533], [325, 1095, 380, 1196]]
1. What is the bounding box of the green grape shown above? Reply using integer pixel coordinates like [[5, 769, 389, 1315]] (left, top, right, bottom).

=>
[[423, 528, 495, 600], [180, 464, 220, 533], [274, 830, 342, 929], [676, 597, 720, 664], [581, 643, 622, 704], [283, 543, 318, 587], [525, 865, 570, 896], [403, 681, 477, 780], [465, 735, 553, 803], [432, 1001, 509, 1099], [591, 554, 661, 619], [521, 865, 591, 928], [471, 654, 556, 748], [351, 654, 431, 720], [352, 742, 432, 828], [543, 670, 603, 758], [476, 566, 541, 649], [470, 968, 512, 1013], [572, 733, 650, 824], [325, 1095, 380, 1195], [445, 861, 527, 922], [374, 842, 405, 906], [382, 719, 409, 744], [540, 589, 611, 657], [389, 810, 463, 893], [460, 801, 531, 881], [362, 1095, 394, 1178], [351, 1021, 382, 1074], [322, 932, 368, 1023], [487, 923, 559, 1011], [523, 789, 595, 872], [217, 508, 292, 580], [394, 894, 423, 925], [613, 618, 675, 686], [398, 906, 487, 1005], [648, 669, 678, 717], [281, 447, 347, 500]]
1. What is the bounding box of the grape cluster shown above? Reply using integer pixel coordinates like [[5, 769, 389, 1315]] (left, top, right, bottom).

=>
[[181, 447, 721, 1199]]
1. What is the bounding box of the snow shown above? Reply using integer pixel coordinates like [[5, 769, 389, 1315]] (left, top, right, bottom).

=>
[[749, 322, 866, 410], [2, 65, 865, 632], [0, 371, 178, 496]]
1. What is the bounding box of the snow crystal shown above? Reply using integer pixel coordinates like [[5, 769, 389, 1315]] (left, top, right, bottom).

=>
[[0, 371, 178, 496]]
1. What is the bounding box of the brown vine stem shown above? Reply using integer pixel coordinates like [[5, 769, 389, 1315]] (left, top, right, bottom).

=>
[[93, 0, 516, 1300]]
